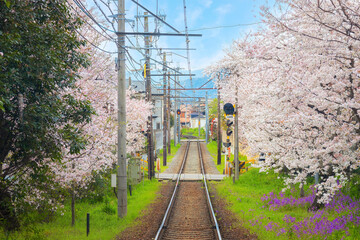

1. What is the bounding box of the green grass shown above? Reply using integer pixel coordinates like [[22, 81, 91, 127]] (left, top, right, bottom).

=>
[[211, 168, 360, 240], [212, 169, 311, 240], [1, 179, 161, 240], [181, 127, 206, 139], [206, 140, 225, 174], [156, 140, 181, 172], [206, 140, 250, 175]]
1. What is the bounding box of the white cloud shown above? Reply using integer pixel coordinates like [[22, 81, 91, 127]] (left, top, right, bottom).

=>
[[189, 8, 203, 25], [215, 4, 232, 16], [199, 0, 213, 8], [191, 48, 226, 71]]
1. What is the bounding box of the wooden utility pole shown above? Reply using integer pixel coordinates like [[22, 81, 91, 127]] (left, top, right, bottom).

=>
[[217, 89, 222, 165], [117, 0, 127, 218], [162, 53, 167, 166], [144, 12, 154, 179], [167, 74, 171, 154], [234, 87, 239, 181]]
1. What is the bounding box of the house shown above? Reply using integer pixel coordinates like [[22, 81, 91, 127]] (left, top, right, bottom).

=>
[[179, 104, 192, 127], [190, 112, 206, 128]]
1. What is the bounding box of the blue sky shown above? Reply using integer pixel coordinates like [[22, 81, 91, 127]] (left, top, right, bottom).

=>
[[88, 0, 276, 97]]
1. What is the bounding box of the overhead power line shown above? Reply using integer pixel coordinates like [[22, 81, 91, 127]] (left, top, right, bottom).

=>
[[187, 22, 264, 32]]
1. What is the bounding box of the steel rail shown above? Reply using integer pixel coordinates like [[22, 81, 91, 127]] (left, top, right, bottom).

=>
[[197, 141, 222, 240], [154, 141, 191, 240]]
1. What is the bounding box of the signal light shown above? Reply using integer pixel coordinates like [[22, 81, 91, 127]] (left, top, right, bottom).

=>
[[176, 109, 181, 115], [226, 128, 233, 136], [226, 119, 233, 127], [223, 142, 231, 148], [223, 103, 234, 115]]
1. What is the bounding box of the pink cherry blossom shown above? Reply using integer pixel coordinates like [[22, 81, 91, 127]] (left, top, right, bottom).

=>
[[207, 0, 360, 204]]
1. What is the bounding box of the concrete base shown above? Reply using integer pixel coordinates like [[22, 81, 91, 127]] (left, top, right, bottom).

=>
[[156, 173, 226, 181]]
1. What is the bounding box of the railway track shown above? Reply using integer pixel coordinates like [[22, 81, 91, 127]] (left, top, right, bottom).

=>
[[154, 141, 222, 240]]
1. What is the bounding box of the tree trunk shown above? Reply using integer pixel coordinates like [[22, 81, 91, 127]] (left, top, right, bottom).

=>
[[308, 194, 323, 211], [0, 188, 20, 232], [300, 184, 305, 198], [71, 189, 75, 226]]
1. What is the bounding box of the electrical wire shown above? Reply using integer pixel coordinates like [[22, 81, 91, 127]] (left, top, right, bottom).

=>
[[187, 22, 264, 32], [67, 1, 114, 42], [71, 0, 116, 38], [53, 1, 117, 54]]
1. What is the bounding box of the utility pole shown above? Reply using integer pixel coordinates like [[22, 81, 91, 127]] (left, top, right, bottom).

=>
[[167, 74, 171, 154], [162, 53, 167, 166], [217, 88, 222, 165], [205, 91, 209, 144], [144, 12, 154, 179], [117, 0, 127, 218], [234, 87, 239, 181], [174, 91, 178, 146], [185, 104, 187, 128], [198, 100, 201, 138], [177, 74, 181, 144], [178, 103, 181, 143]]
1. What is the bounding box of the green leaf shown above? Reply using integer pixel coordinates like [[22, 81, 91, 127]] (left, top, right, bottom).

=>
[[4, 0, 11, 8], [0, 100, 4, 112]]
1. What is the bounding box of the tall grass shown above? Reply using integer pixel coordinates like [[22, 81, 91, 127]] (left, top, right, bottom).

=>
[[1, 179, 161, 240]]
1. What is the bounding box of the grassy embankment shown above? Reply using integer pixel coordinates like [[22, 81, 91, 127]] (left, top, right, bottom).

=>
[[206, 140, 247, 174], [1, 180, 161, 240], [213, 169, 360, 239], [181, 127, 206, 139], [211, 168, 360, 239], [156, 140, 182, 173], [206, 140, 360, 239]]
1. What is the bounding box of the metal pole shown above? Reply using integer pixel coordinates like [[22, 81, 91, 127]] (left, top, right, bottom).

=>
[[234, 87, 239, 181], [117, 0, 127, 218], [198, 100, 201, 138], [162, 53, 167, 166], [185, 104, 187, 128], [177, 81, 181, 144], [174, 92, 178, 146], [167, 74, 171, 154], [144, 12, 154, 179], [205, 91, 209, 144], [178, 110, 181, 142], [86, 213, 90, 236], [217, 88, 222, 165]]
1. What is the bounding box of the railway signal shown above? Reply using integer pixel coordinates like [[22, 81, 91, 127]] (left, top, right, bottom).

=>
[[223, 103, 235, 176], [223, 103, 234, 115], [176, 109, 181, 115]]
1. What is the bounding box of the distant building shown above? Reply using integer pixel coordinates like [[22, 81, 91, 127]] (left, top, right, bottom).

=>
[[179, 104, 192, 127], [190, 112, 206, 128]]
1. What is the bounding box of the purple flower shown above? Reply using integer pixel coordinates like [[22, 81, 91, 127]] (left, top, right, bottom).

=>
[[283, 214, 296, 223]]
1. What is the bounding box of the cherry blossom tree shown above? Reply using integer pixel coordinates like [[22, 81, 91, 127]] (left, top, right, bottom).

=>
[[207, 0, 360, 206], [16, 1, 152, 225]]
